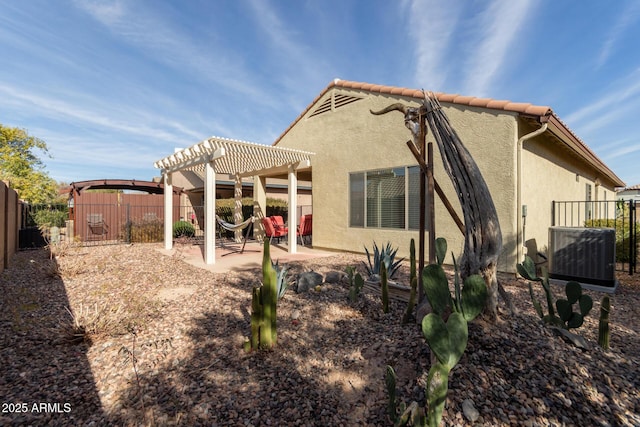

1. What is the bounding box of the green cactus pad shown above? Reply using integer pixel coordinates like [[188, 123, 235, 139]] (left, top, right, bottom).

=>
[[565, 281, 582, 304], [579, 295, 593, 316], [422, 312, 468, 369], [556, 299, 572, 322], [422, 264, 452, 315], [567, 312, 584, 329], [517, 256, 540, 281], [529, 283, 544, 319], [435, 237, 447, 266], [426, 362, 451, 427], [460, 274, 488, 322]]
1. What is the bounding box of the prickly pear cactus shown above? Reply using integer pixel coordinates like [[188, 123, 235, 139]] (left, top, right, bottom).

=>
[[422, 264, 453, 316], [518, 256, 563, 327], [556, 281, 593, 330]]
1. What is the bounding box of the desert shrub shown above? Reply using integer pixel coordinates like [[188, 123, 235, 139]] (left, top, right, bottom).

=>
[[172, 220, 195, 238], [127, 219, 163, 243], [584, 218, 639, 262], [32, 207, 67, 228], [62, 303, 124, 344]]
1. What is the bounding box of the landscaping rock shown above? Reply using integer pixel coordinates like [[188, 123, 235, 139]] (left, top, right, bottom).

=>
[[462, 398, 479, 423], [324, 271, 344, 284], [416, 300, 432, 325], [296, 271, 323, 293]]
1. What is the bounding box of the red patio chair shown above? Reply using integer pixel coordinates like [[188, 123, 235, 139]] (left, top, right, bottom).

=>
[[262, 216, 286, 244], [271, 216, 288, 237], [297, 214, 312, 246]]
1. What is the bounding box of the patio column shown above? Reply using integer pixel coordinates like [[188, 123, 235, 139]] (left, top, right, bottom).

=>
[[288, 165, 297, 254], [253, 175, 267, 242], [234, 173, 243, 242], [163, 172, 173, 250], [204, 160, 216, 264]]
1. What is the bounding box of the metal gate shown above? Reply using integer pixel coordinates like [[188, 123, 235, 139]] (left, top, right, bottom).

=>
[[552, 199, 637, 274], [18, 203, 67, 249]]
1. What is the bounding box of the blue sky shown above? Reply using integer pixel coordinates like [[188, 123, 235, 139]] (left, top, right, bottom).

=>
[[1, 0, 640, 187]]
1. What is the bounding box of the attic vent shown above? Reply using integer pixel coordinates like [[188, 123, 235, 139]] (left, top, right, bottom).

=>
[[309, 98, 332, 118], [308, 93, 363, 118], [334, 93, 362, 109]]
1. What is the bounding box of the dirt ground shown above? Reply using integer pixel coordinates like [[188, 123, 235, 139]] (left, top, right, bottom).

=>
[[1, 242, 638, 426]]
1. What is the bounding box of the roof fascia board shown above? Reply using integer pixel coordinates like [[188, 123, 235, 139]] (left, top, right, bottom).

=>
[[546, 115, 624, 187]]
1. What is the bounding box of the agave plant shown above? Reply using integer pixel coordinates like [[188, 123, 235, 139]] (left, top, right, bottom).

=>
[[363, 241, 404, 279], [272, 260, 291, 301]]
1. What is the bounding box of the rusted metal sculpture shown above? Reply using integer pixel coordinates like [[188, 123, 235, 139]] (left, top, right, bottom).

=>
[[371, 92, 503, 319]]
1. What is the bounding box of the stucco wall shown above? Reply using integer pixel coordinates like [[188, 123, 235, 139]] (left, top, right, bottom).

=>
[[521, 130, 617, 260], [277, 88, 519, 271]]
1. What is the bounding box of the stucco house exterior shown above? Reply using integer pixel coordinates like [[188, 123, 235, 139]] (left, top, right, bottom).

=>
[[273, 79, 625, 273], [617, 184, 640, 203]]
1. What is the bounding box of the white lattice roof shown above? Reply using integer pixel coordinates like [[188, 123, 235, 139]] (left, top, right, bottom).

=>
[[154, 136, 314, 176]]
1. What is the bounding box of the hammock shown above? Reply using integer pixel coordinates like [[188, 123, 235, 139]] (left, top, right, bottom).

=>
[[215, 215, 254, 232], [215, 215, 255, 254]]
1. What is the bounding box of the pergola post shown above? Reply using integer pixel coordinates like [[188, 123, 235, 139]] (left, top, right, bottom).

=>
[[234, 174, 243, 242], [163, 172, 173, 250], [287, 165, 297, 254], [253, 175, 267, 242], [204, 160, 216, 264]]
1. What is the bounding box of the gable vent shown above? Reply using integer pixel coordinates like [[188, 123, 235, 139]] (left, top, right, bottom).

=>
[[308, 93, 363, 118]]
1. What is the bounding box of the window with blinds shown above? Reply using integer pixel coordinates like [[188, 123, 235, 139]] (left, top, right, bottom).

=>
[[350, 166, 428, 230]]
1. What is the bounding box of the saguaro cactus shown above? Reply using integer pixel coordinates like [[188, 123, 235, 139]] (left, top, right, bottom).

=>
[[403, 239, 418, 324], [247, 240, 278, 350], [381, 262, 390, 313], [598, 296, 611, 351]]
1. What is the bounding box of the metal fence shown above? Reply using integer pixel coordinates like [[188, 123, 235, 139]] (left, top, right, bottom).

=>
[[552, 199, 637, 274]]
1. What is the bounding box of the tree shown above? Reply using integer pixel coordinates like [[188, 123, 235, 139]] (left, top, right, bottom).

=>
[[0, 124, 59, 203]]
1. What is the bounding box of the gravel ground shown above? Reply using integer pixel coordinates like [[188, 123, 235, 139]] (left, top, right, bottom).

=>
[[1, 242, 639, 426]]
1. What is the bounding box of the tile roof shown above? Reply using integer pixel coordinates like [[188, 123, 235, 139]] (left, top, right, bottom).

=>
[[273, 79, 624, 187], [619, 183, 640, 191]]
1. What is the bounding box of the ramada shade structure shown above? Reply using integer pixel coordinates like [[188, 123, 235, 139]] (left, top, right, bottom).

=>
[[154, 136, 314, 264]]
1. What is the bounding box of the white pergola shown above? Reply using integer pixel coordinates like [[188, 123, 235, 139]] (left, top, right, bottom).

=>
[[154, 136, 314, 264]]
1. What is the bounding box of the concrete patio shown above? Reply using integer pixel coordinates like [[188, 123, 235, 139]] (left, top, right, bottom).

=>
[[157, 239, 336, 273]]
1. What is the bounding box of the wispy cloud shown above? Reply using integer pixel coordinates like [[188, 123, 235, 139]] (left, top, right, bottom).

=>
[[605, 142, 640, 160], [597, 2, 640, 67], [463, 0, 535, 96], [71, 0, 125, 25], [0, 84, 199, 143], [405, 0, 463, 91], [72, 0, 268, 102], [563, 68, 640, 127], [244, 0, 330, 111]]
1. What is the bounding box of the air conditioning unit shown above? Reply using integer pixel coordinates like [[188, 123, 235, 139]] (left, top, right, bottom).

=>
[[548, 226, 617, 291]]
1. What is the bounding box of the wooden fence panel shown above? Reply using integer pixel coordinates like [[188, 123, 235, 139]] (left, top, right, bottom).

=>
[[1, 181, 19, 272], [0, 182, 6, 271]]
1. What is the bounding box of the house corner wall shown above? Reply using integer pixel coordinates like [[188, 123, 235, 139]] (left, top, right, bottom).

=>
[[277, 88, 520, 272]]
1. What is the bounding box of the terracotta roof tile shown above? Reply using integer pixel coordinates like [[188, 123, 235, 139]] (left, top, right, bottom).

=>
[[273, 79, 624, 187]]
